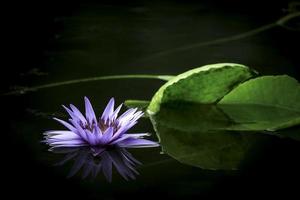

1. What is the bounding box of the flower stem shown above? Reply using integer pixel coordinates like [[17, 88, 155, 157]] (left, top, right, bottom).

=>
[[139, 23, 277, 61], [3, 74, 174, 96], [137, 12, 300, 61]]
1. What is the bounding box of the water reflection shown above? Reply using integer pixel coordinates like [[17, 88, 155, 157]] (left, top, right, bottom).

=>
[[52, 147, 141, 182], [149, 102, 300, 170]]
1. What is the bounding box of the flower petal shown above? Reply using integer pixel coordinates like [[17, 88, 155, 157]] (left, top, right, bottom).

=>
[[53, 118, 77, 133], [84, 97, 97, 124], [44, 130, 75, 136], [118, 138, 159, 148], [70, 104, 87, 124], [109, 134, 133, 145], [92, 124, 103, 145], [111, 121, 138, 141], [116, 109, 143, 131], [45, 131, 80, 142], [117, 108, 137, 125], [110, 133, 149, 145], [49, 144, 87, 150], [69, 119, 89, 142], [111, 103, 122, 121], [122, 133, 150, 138], [99, 127, 114, 144], [62, 105, 76, 119], [101, 98, 115, 122], [84, 129, 98, 146], [50, 139, 87, 147]]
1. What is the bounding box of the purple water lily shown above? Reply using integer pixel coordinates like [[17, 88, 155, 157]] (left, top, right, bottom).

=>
[[44, 97, 159, 155]]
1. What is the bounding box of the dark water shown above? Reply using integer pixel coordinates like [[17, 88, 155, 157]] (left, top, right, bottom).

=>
[[4, 0, 300, 199]]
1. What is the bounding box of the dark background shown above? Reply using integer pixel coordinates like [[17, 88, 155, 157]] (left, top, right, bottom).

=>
[[3, 0, 300, 199]]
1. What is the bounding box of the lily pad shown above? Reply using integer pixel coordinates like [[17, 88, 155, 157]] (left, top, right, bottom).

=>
[[218, 75, 300, 131], [147, 63, 256, 114]]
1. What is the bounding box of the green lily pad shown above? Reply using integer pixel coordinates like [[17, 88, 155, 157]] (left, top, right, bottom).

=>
[[218, 75, 300, 131], [147, 63, 256, 114]]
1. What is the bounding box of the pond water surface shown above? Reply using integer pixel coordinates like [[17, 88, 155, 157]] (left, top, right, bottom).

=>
[[4, 0, 300, 199]]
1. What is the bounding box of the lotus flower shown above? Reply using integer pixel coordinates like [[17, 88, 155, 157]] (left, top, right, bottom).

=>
[[44, 97, 159, 155], [53, 147, 141, 181]]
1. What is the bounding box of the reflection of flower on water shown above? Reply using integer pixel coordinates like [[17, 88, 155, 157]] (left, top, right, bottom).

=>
[[53, 147, 141, 182], [43, 97, 159, 156]]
